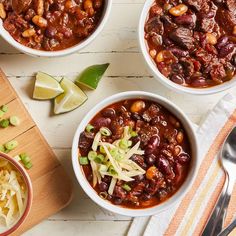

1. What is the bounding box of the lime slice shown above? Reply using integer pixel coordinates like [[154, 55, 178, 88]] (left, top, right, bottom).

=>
[[54, 78, 87, 114], [33, 72, 64, 100], [75, 63, 110, 90]]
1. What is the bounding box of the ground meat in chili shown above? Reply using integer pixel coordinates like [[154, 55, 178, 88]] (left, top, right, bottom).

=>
[[145, 0, 236, 88]]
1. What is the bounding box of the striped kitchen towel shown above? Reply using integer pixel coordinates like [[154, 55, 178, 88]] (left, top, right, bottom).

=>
[[128, 93, 236, 236]]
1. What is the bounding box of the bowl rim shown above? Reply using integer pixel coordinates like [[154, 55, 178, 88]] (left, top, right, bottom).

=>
[[0, 152, 33, 236], [0, 0, 112, 57], [72, 91, 199, 217], [138, 0, 236, 95]]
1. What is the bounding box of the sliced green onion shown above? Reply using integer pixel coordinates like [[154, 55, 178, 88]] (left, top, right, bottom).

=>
[[100, 127, 112, 136], [99, 164, 108, 172], [4, 149, 10, 154], [5, 140, 18, 151], [19, 153, 33, 169], [79, 156, 89, 165], [0, 145, 5, 153], [131, 131, 138, 137], [86, 124, 94, 133], [99, 191, 108, 199], [0, 119, 9, 128], [94, 154, 105, 164], [1, 105, 8, 113], [108, 165, 117, 175], [110, 148, 119, 157], [99, 145, 106, 154], [88, 151, 97, 161], [24, 162, 33, 169], [0, 110, 5, 118], [122, 184, 131, 192], [115, 154, 123, 162], [119, 139, 132, 150], [19, 153, 31, 164], [9, 116, 21, 126]]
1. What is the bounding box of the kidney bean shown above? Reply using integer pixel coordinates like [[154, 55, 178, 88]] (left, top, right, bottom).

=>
[[171, 74, 184, 85], [145, 135, 160, 154], [190, 77, 207, 87], [177, 153, 191, 164], [168, 47, 189, 57], [145, 154, 156, 166], [158, 156, 174, 179], [216, 36, 229, 49], [113, 197, 122, 205], [45, 26, 57, 38], [174, 14, 196, 27], [99, 182, 108, 191], [93, 117, 111, 129], [219, 44, 235, 58], [174, 163, 184, 185], [102, 108, 116, 118], [172, 63, 183, 73]]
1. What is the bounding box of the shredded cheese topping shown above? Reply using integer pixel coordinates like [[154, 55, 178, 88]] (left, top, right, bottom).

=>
[[88, 126, 146, 195], [0, 159, 27, 228]]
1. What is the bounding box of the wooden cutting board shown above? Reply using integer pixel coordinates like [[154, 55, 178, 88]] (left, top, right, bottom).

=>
[[0, 69, 73, 235]]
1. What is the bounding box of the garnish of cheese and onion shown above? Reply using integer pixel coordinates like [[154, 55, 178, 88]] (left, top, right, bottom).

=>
[[79, 126, 146, 196], [0, 159, 27, 228]]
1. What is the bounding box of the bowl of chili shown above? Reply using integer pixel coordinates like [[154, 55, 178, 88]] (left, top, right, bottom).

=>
[[72, 91, 199, 216], [0, 0, 112, 57], [139, 0, 236, 95]]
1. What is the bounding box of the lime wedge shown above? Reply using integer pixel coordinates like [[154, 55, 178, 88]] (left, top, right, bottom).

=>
[[54, 78, 87, 114], [75, 63, 110, 90], [33, 72, 64, 100]]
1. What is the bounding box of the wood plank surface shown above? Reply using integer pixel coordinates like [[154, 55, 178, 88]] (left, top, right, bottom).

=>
[[0, 69, 73, 235]]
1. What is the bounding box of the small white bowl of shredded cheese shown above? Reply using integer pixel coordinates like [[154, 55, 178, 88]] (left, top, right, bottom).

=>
[[0, 152, 33, 235]]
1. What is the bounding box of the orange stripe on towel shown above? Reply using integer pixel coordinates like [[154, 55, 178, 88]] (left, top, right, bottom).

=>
[[165, 110, 236, 236]]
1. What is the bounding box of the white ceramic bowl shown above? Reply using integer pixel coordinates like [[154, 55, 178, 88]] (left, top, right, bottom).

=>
[[0, 0, 112, 57], [138, 0, 236, 95], [72, 91, 199, 216]]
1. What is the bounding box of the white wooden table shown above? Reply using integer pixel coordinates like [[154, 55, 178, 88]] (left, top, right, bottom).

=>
[[1, 1, 236, 235]]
